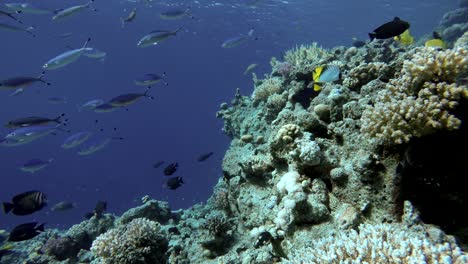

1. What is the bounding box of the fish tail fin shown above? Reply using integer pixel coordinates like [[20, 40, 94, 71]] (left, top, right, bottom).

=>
[[2, 203, 14, 214], [369, 32, 376, 41], [82, 37, 92, 49], [36, 223, 45, 232], [313, 83, 322, 92], [174, 26, 183, 34], [37, 71, 51, 86], [54, 113, 66, 123], [120, 17, 125, 28]]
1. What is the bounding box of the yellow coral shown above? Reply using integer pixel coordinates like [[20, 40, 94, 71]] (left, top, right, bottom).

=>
[[361, 47, 468, 144]]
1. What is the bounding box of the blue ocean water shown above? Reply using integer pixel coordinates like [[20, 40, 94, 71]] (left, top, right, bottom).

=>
[[0, 0, 456, 230]]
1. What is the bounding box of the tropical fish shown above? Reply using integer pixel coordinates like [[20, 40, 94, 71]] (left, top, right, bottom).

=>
[[121, 8, 136, 27], [83, 47, 107, 59], [2, 191, 47, 215], [137, 27, 182, 47], [5, 114, 65, 128], [425, 32, 447, 49], [84, 200, 107, 219], [351, 37, 366, 48], [164, 162, 178, 176], [9, 88, 24, 96], [0, 137, 34, 147], [0, 72, 50, 90], [52, 0, 96, 21], [78, 99, 104, 111], [108, 89, 154, 108], [394, 29, 414, 46], [20, 158, 53, 173], [0, 9, 22, 23], [221, 29, 255, 48], [5, 124, 62, 143], [77, 137, 113, 155], [153, 160, 164, 168], [51, 201, 76, 212], [312, 65, 341, 91], [58, 32, 73, 38], [43, 38, 91, 70], [47, 96, 67, 104], [369, 17, 410, 40], [5, 3, 52, 14], [164, 176, 184, 190], [93, 103, 118, 113], [243, 63, 258, 75], [0, 23, 35, 36], [197, 152, 214, 162], [159, 8, 192, 20], [62, 131, 93, 148], [8, 222, 45, 242], [134, 73, 166, 87]]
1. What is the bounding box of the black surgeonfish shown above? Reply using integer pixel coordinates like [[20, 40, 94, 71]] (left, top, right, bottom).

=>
[[369, 17, 409, 40], [8, 222, 45, 242], [84, 200, 107, 219], [2, 191, 47, 215], [164, 162, 178, 176], [197, 152, 214, 162], [164, 176, 184, 190]]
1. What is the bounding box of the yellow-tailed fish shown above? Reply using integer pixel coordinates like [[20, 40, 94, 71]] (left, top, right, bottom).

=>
[[312, 65, 341, 92], [394, 29, 414, 46], [425, 32, 446, 49]]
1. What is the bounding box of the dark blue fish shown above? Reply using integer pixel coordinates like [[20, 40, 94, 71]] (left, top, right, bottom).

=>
[[197, 152, 214, 162], [0, 72, 50, 90], [20, 158, 53, 174], [164, 162, 178, 176], [108, 89, 154, 107], [2, 191, 47, 216], [164, 176, 184, 190], [134, 73, 166, 87], [8, 222, 45, 242]]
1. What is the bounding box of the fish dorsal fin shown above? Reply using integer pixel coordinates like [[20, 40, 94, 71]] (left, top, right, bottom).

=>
[[312, 66, 324, 82], [393, 17, 401, 21], [433, 31, 442, 39]]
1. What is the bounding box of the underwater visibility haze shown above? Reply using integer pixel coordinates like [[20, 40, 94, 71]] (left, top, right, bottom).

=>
[[1, 0, 468, 263]]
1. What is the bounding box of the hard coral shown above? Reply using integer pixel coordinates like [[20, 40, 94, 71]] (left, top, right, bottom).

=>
[[91, 218, 168, 264], [361, 47, 468, 144], [286, 222, 468, 264], [252, 77, 283, 103]]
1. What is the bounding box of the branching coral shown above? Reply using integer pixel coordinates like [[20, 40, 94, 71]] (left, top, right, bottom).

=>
[[91, 218, 167, 264], [361, 47, 468, 144], [252, 77, 283, 103], [283, 43, 328, 70], [286, 222, 468, 264]]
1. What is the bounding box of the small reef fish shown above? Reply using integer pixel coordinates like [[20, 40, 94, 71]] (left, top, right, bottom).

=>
[[243, 63, 258, 75], [394, 29, 414, 46], [2, 191, 47, 215], [5, 3, 52, 14], [43, 38, 91, 70], [137, 27, 182, 47], [164, 176, 184, 190], [8, 88, 24, 97], [221, 28, 255, 48], [121, 8, 137, 27], [84, 200, 107, 219], [48, 96, 67, 104], [78, 99, 104, 111], [197, 152, 214, 162], [51, 201, 76, 212], [159, 8, 192, 20], [153, 160, 164, 168], [83, 47, 107, 59], [108, 89, 154, 108], [134, 73, 166, 87], [5, 114, 65, 128], [351, 37, 366, 48], [369, 17, 409, 40], [62, 131, 93, 149], [0, 23, 35, 36], [8, 222, 45, 242], [52, 0, 96, 21], [20, 158, 53, 173], [77, 135, 122, 155], [94, 103, 118, 113], [164, 162, 178, 176], [0, 137, 34, 147], [312, 65, 341, 91], [425, 32, 447, 49], [0, 72, 50, 90]]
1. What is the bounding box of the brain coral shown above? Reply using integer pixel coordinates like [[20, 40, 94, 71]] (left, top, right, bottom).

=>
[[91, 218, 168, 264], [361, 47, 468, 144]]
